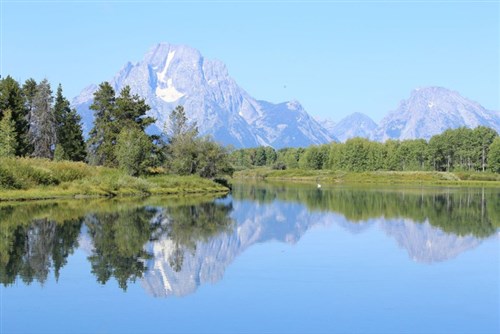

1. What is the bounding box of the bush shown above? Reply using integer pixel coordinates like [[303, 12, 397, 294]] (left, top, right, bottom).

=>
[[0, 166, 22, 189]]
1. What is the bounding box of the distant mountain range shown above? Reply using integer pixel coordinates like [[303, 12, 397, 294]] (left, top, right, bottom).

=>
[[73, 43, 500, 147], [371, 87, 500, 141]]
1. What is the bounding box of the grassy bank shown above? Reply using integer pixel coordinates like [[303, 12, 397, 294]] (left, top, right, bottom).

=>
[[233, 168, 500, 186], [0, 157, 228, 201]]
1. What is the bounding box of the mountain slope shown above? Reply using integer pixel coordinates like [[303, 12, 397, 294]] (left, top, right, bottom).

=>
[[326, 112, 378, 142], [72, 43, 333, 148], [372, 87, 500, 141]]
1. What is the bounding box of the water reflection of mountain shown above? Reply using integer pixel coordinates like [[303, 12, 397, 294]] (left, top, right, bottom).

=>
[[141, 186, 499, 297], [380, 218, 484, 263], [1, 185, 498, 297], [142, 201, 328, 297]]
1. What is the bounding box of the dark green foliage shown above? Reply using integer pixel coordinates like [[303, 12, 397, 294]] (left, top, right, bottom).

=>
[[0, 76, 30, 156], [87, 83, 154, 167], [54, 84, 86, 161], [22, 78, 37, 116], [87, 82, 117, 166]]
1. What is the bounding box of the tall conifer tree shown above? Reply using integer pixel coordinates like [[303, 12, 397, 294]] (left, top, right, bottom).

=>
[[30, 79, 56, 159], [54, 84, 86, 161]]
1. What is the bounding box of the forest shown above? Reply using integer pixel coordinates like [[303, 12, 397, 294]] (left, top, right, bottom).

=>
[[230, 127, 500, 173]]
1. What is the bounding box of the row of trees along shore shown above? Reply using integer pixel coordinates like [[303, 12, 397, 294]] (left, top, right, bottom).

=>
[[231, 127, 500, 173], [1, 75, 500, 176], [0, 77, 232, 178]]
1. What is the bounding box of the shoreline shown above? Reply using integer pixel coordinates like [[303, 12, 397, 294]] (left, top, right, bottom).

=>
[[232, 169, 500, 187]]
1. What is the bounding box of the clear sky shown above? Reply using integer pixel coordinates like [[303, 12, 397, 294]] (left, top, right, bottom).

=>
[[1, 0, 498, 122]]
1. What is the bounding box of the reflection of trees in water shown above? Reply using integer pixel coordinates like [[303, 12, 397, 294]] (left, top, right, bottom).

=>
[[0, 217, 82, 286], [233, 184, 500, 238], [160, 202, 234, 272], [0, 199, 234, 288], [85, 207, 160, 290]]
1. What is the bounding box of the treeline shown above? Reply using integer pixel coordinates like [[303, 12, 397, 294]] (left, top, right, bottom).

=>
[[0, 76, 86, 161], [0, 77, 232, 178], [230, 127, 500, 173]]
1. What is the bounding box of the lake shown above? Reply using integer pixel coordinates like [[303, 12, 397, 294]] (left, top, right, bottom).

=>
[[1, 182, 499, 334]]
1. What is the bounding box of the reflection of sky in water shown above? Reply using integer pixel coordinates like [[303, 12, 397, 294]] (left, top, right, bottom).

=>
[[2, 185, 499, 334]]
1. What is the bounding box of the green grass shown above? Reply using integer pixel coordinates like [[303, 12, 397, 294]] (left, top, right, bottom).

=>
[[0, 157, 229, 201], [233, 167, 500, 186]]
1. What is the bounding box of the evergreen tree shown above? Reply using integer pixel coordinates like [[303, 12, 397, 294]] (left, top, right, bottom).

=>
[[88, 83, 153, 166], [53, 84, 86, 161], [22, 79, 37, 120], [0, 109, 17, 157], [29, 79, 56, 159], [114, 86, 154, 131], [87, 82, 116, 166], [0, 76, 30, 156]]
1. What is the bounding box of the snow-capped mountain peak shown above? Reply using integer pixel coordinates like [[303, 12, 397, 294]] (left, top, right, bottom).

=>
[[73, 43, 333, 148]]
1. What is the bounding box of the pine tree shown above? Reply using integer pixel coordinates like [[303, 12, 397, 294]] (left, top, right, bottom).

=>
[[53, 84, 86, 161], [0, 76, 30, 156], [114, 86, 154, 131], [22, 78, 37, 120], [0, 109, 18, 157], [29, 79, 56, 159], [87, 83, 154, 166], [87, 82, 116, 166]]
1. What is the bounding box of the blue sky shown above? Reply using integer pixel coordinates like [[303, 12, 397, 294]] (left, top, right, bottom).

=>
[[1, 1, 498, 122]]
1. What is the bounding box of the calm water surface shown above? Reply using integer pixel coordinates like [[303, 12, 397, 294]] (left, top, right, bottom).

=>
[[1, 183, 499, 334]]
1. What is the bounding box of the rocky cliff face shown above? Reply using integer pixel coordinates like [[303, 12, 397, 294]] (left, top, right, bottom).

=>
[[73, 43, 333, 148]]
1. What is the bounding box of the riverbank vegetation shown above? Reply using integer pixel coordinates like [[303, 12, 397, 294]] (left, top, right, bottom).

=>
[[0, 76, 233, 200], [0, 157, 228, 200], [230, 126, 500, 185]]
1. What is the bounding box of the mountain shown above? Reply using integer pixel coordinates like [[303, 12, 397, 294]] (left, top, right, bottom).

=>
[[372, 87, 500, 141], [322, 112, 378, 142], [72, 43, 334, 148]]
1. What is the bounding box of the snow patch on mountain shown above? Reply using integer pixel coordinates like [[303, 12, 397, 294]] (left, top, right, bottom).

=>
[[73, 43, 333, 148]]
